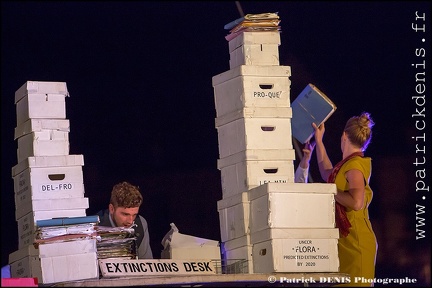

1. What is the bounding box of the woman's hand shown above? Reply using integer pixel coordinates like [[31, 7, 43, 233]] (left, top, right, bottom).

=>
[[312, 122, 325, 144]]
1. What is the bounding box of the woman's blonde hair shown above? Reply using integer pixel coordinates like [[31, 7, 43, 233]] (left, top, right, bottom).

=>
[[344, 112, 375, 151]]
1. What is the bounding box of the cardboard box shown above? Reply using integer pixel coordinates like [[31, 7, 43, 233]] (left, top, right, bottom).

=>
[[9, 239, 98, 284], [15, 197, 89, 220], [215, 107, 292, 128], [212, 65, 291, 117], [15, 81, 69, 103], [12, 155, 84, 176], [250, 228, 339, 244], [221, 235, 253, 274], [161, 225, 221, 261], [217, 192, 249, 242], [229, 44, 280, 69], [218, 158, 295, 198], [16, 94, 67, 126], [15, 119, 70, 140], [248, 183, 336, 233], [13, 162, 85, 207], [216, 117, 293, 158], [253, 238, 339, 273], [16, 130, 69, 163], [17, 209, 87, 248], [228, 31, 281, 53]]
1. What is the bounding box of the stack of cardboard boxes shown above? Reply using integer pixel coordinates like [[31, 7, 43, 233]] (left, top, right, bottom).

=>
[[8, 81, 99, 284], [212, 31, 340, 273]]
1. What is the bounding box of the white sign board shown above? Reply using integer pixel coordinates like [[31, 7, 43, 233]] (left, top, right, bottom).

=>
[[99, 259, 218, 277]]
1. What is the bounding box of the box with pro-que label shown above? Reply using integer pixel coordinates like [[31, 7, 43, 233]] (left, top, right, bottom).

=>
[[212, 65, 291, 117]]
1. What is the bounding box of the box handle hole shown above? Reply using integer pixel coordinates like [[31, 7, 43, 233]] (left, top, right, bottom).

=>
[[48, 174, 66, 181], [259, 249, 267, 256], [263, 168, 278, 174], [259, 84, 274, 89], [261, 126, 275, 131]]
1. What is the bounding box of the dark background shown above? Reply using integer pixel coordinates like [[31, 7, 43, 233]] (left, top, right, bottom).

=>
[[1, 1, 430, 285]]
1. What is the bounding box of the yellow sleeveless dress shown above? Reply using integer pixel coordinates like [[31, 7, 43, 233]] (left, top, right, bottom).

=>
[[334, 156, 378, 287]]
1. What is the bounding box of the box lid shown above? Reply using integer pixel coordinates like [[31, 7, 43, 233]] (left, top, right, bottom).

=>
[[248, 183, 337, 201], [12, 155, 84, 176], [217, 192, 249, 210], [215, 107, 292, 128], [228, 31, 281, 53], [14, 119, 70, 140], [15, 81, 69, 103], [217, 149, 296, 169], [212, 65, 291, 86], [250, 228, 339, 244]]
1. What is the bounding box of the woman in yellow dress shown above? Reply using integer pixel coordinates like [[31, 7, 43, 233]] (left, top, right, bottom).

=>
[[313, 112, 378, 287]]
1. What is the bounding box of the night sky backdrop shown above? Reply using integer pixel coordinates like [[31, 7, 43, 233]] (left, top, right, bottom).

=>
[[1, 1, 430, 285]]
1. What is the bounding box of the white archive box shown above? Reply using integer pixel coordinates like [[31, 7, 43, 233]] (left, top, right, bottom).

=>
[[9, 239, 99, 284], [15, 197, 89, 220], [229, 44, 280, 69], [216, 117, 293, 158], [218, 150, 296, 198], [221, 235, 253, 274], [16, 130, 70, 163], [15, 81, 69, 103], [12, 155, 85, 208], [217, 192, 249, 242], [161, 224, 221, 261], [212, 65, 291, 117], [16, 93, 67, 126], [14, 119, 70, 140], [17, 209, 88, 249], [252, 238, 339, 273], [228, 31, 281, 53], [248, 183, 336, 233], [215, 107, 292, 128]]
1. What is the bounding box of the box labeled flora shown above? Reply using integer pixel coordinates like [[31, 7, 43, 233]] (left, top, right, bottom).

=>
[[216, 117, 293, 159], [17, 209, 87, 249], [15, 81, 69, 103], [248, 183, 336, 233], [217, 192, 249, 242], [15, 119, 70, 140], [16, 94, 67, 126], [229, 44, 280, 69], [212, 65, 291, 117], [250, 228, 339, 245], [218, 158, 295, 198], [252, 238, 339, 273], [16, 130, 70, 163], [228, 31, 281, 53]]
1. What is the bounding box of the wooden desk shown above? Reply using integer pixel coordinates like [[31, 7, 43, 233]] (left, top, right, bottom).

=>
[[51, 272, 350, 287]]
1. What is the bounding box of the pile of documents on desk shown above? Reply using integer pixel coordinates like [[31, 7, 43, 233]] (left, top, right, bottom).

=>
[[225, 12, 280, 41], [95, 225, 137, 259]]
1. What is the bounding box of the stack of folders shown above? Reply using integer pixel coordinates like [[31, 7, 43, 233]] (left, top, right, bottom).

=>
[[34, 215, 99, 246], [224, 12, 281, 41], [95, 226, 137, 260]]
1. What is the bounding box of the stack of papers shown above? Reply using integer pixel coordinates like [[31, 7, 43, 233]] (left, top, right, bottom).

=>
[[224, 12, 281, 41], [34, 216, 99, 246], [95, 226, 137, 259]]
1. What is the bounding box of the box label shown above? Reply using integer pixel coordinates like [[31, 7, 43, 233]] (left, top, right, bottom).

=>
[[99, 259, 217, 277]]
